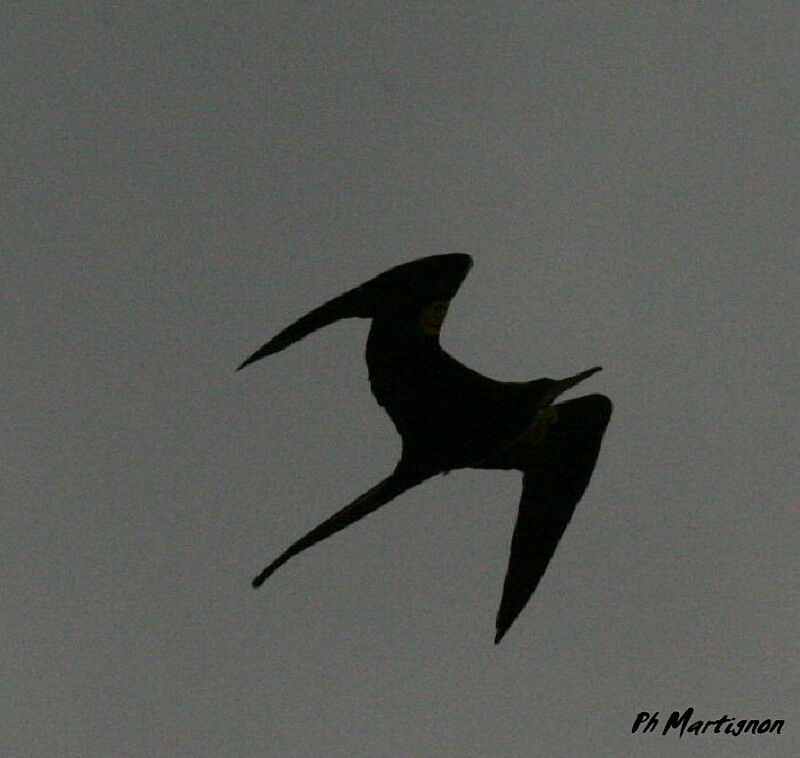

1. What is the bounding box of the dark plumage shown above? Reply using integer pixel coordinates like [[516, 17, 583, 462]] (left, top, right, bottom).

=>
[[239, 254, 612, 643]]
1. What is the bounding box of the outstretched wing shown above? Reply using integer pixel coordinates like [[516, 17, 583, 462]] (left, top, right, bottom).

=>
[[494, 394, 612, 644], [237, 253, 472, 370]]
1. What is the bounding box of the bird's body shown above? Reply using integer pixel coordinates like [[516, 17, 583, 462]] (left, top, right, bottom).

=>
[[238, 254, 612, 643], [367, 321, 540, 474]]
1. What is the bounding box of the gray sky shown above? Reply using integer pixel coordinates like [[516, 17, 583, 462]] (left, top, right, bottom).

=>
[[5, 3, 798, 756]]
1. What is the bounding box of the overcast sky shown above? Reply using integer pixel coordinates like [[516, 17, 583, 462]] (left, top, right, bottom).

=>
[[5, 3, 798, 756]]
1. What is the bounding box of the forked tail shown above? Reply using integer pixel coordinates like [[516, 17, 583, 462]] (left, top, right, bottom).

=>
[[252, 466, 429, 587]]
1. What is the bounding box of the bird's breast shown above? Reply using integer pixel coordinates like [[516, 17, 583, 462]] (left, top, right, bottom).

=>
[[365, 333, 537, 469]]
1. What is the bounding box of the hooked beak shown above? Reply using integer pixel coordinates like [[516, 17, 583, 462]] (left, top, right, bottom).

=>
[[540, 366, 602, 406]]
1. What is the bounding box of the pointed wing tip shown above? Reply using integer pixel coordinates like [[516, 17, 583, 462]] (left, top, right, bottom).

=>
[[237, 349, 268, 372], [494, 628, 506, 645]]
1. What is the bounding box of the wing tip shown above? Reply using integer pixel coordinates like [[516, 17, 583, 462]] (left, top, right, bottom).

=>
[[236, 355, 257, 372], [494, 617, 511, 644], [237, 344, 274, 372]]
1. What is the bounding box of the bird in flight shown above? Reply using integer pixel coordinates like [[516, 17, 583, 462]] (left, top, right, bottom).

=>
[[238, 254, 612, 643]]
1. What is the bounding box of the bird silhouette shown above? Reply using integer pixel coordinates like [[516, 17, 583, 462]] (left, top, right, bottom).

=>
[[238, 254, 612, 643]]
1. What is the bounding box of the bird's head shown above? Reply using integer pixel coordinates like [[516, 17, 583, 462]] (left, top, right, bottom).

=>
[[528, 366, 603, 407]]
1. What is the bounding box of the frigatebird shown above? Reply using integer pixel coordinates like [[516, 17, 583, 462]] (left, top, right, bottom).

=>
[[238, 254, 612, 643]]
